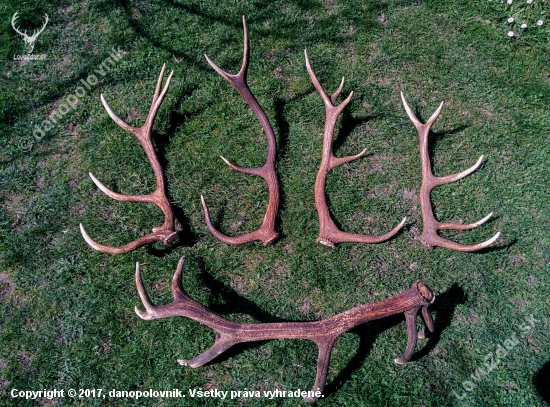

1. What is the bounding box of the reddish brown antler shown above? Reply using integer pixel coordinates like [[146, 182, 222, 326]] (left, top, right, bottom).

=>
[[79, 64, 177, 254], [135, 258, 435, 402], [305, 50, 406, 247], [201, 16, 280, 246], [400, 92, 500, 251]]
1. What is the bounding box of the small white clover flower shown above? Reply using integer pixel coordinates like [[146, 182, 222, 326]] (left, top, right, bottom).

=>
[[526, 0, 533, 4], [507, 0, 513, 4], [508, 30, 515, 37], [537, 20, 544, 26], [508, 17, 515, 23], [521, 23, 527, 28]]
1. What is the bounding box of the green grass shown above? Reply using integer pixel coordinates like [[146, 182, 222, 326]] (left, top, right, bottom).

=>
[[1, 0, 549, 406]]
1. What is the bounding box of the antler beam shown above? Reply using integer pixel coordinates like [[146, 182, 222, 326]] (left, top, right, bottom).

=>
[[201, 16, 280, 246], [79, 64, 178, 254], [400, 92, 500, 251], [135, 258, 436, 402], [305, 50, 406, 247]]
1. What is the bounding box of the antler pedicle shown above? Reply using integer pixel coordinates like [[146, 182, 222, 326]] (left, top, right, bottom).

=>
[[135, 258, 436, 402], [401, 92, 500, 251], [80, 64, 178, 254]]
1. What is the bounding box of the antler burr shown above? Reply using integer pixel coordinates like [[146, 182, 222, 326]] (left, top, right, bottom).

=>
[[135, 258, 436, 402], [305, 50, 406, 247], [79, 64, 177, 254], [400, 92, 500, 251], [201, 16, 280, 246]]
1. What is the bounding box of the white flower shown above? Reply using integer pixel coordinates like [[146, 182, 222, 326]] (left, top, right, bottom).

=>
[[526, 0, 533, 4], [507, 17, 515, 23], [537, 20, 544, 26], [508, 30, 515, 37], [507, 0, 513, 4], [521, 23, 527, 28]]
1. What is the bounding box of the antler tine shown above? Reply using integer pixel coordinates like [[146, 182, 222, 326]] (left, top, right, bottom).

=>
[[87, 172, 151, 203], [400, 91, 443, 133], [306, 51, 405, 247], [418, 304, 435, 339], [201, 16, 280, 246], [401, 92, 500, 251], [219, 155, 263, 176], [171, 257, 189, 302], [80, 65, 177, 254], [100, 94, 137, 133], [134, 259, 436, 402], [424, 231, 501, 252], [435, 154, 484, 186], [331, 77, 346, 105], [135, 258, 190, 321], [146, 64, 175, 131], [135, 262, 158, 320], [304, 49, 353, 114], [79, 223, 170, 255], [439, 211, 493, 230], [204, 15, 249, 82]]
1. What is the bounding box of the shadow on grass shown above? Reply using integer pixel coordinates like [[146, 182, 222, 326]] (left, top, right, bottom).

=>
[[534, 360, 550, 403], [410, 283, 466, 361], [273, 90, 314, 241], [146, 89, 202, 254], [323, 283, 466, 398], [475, 238, 517, 254], [190, 260, 286, 364], [333, 110, 383, 155], [317, 106, 406, 239], [197, 260, 286, 324], [145, 205, 197, 256], [112, 0, 334, 64]]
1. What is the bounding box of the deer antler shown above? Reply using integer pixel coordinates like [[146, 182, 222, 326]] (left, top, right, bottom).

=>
[[201, 16, 280, 246], [79, 64, 178, 254], [400, 92, 500, 251], [135, 258, 435, 402], [305, 50, 406, 247]]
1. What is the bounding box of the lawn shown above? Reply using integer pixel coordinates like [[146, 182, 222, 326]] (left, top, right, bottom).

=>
[[1, 0, 549, 406]]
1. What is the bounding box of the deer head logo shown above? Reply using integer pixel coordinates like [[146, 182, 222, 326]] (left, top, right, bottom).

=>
[[11, 12, 49, 54]]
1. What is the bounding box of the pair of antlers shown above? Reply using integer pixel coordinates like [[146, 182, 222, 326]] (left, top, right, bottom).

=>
[[135, 258, 436, 402], [79, 16, 499, 254]]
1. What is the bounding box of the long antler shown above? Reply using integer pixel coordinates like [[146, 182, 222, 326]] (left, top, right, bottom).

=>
[[305, 50, 406, 247], [135, 258, 436, 402], [201, 16, 280, 246], [79, 64, 178, 254], [400, 92, 500, 251]]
